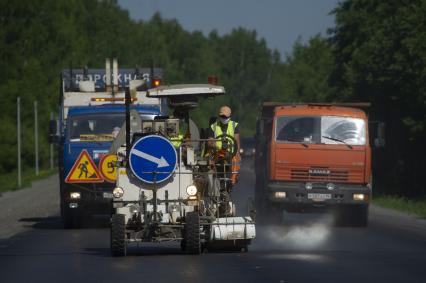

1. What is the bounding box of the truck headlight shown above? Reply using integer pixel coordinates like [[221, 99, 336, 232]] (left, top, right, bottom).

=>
[[274, 192, 286, 199], [326, 183, 335, 191], [353, 193, 367, 201], [305, 182, 313, 190], [113, 187, 124, 198], [70, 192, 81, 199], [186, 185, 197, 196]]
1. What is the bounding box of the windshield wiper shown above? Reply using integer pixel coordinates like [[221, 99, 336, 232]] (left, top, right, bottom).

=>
[[322, 135, 353, 149], [283, 139, 309, 147]]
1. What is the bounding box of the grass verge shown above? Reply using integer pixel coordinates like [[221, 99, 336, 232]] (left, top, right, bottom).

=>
[[373, 195, 426, 218], [0, 168, 57, 193]]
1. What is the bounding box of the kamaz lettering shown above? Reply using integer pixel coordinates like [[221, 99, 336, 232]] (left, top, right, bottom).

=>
[[309, 168, 330, 175]]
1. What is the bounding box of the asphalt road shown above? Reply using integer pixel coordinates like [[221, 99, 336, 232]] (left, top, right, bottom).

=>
[[1, 160, 426, 282]]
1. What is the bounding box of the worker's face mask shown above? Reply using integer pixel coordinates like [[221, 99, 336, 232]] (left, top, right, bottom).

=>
[[219, 116, 230, 125]]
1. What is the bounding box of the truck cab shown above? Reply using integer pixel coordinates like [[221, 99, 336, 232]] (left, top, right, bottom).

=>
[[255, 103, 372, 226]]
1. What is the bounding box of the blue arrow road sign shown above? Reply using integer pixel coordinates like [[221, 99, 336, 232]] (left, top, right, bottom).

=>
[[129, 135, 177, 184]]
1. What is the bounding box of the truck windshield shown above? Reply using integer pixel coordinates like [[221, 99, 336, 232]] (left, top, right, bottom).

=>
[[69, 114, 125, 141], [69, 113, 157, 142], [276, 116, 366, 145]]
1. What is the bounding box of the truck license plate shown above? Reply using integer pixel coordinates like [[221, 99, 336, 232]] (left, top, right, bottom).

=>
[[307, 193, 331, 201], [103, 192, 113, 199]]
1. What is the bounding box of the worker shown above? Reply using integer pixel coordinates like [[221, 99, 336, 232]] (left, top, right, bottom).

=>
[[208, 105, 241, 185], [170, 108, 189, 148], [208, 105, 240, 155]]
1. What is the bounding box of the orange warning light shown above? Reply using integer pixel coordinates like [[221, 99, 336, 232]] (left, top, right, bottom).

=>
[[152, 78, 162, 88], [208, 75, 219, 85]]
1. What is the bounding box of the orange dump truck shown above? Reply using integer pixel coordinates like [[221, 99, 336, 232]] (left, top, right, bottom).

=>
[[255, 103, 375, 226]]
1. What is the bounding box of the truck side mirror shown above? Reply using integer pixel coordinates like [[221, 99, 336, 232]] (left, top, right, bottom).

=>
[[49, 119, 59, 143], [374, 122, 385, 148]]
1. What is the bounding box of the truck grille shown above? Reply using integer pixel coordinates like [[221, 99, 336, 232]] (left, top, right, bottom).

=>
[[291, 168, 348, 182], [275, 164, 364, 183]]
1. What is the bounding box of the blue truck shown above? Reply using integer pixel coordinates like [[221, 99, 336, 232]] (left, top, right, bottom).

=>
[[51, 59, 165, 228]]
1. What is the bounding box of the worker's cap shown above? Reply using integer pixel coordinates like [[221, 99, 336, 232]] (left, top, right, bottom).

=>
[[218, 106, 231, 117]]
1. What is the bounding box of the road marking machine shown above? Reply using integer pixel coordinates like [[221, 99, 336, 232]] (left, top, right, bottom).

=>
[[110, 84, 255, 256]]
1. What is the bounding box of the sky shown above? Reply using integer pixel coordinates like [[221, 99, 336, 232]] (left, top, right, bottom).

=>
[[117, 0, 339, 57]]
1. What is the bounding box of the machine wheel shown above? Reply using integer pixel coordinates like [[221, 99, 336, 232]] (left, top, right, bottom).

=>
[[237, 241, 249, 252], [180, 240, 186, 251], [111, 214, 127, 257], [185, 212, 201, 255]]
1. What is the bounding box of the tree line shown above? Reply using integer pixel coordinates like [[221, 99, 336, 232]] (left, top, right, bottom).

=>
[[0, 0, 425, 196]]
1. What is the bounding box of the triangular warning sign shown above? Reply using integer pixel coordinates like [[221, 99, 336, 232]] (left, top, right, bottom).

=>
[[65, 150, 104, 183]]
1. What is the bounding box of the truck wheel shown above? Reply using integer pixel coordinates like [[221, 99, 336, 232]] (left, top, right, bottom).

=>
[[334, 205, 368, 227], [62, 207, 80, 229], [185, 212, 201, 255], [350, 205, 369, 227], [267, 206, 283, 225], [254, 190, 267, 223], [334, 208, 348, 227], [111, 214, 127, 257], [63, 211, 74, 229], [255, 193, 282, 225]]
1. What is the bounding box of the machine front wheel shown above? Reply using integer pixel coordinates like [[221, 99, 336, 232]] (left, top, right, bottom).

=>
[[184, 212, 201, 255], [111, 214, 127, 257]]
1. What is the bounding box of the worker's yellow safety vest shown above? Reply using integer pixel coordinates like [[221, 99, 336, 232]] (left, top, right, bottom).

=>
[[170, 134, 184, 148], [170, 122, 188, 148], [210, 120, 238, 149]]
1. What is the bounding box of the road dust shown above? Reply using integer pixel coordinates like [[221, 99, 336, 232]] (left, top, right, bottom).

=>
[[253, 212, 334, 251]]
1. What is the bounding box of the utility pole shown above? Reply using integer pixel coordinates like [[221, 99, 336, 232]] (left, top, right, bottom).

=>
[[50, 112, 54, 170], [17, 97, 21, 188], [34, 101, 39, 176]]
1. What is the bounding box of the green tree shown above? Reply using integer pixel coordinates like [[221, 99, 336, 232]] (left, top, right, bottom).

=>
[[271, 36, 335, 103], [194, 28, 275, 136], [0, 0, 281, 174], [331, 0, 426, 196]]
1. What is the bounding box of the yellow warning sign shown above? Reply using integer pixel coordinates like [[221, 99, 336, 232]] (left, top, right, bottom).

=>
[[65, 150, 104, 183], [99, 154, 118, 183]]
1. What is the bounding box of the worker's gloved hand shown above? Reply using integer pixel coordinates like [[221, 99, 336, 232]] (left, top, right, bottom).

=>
[[207, 138, 216, 149]]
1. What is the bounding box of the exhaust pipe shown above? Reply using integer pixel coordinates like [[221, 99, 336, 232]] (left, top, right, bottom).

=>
[[113, 58, 118, 92], [125, 87, 131, 158], [105, 58, 111, 91]]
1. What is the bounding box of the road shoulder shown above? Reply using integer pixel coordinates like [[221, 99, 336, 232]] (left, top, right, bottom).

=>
[[0, 175, 59, 239], [370, 204, 426, 237]]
